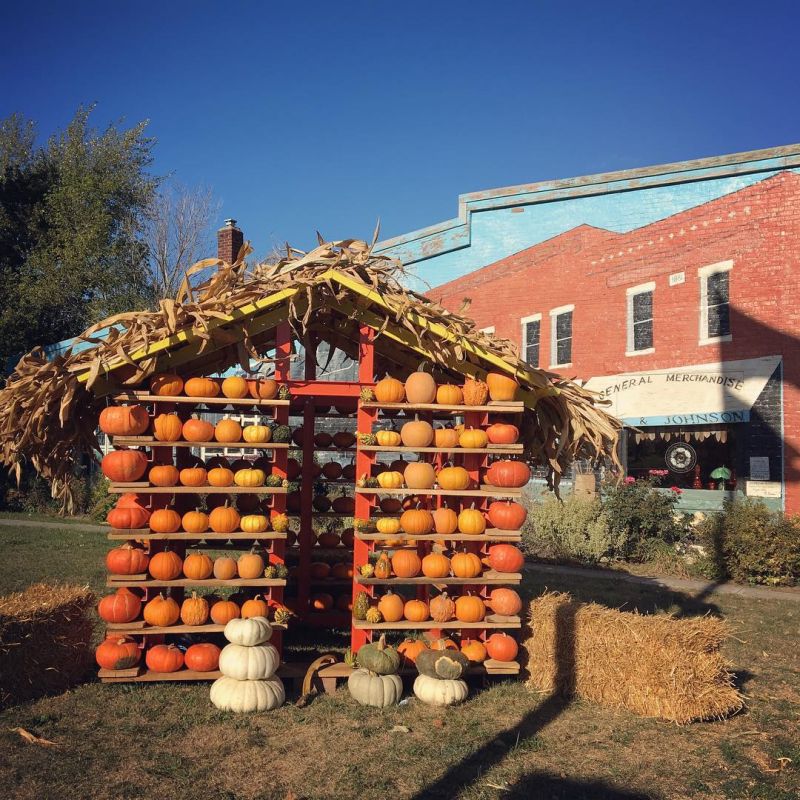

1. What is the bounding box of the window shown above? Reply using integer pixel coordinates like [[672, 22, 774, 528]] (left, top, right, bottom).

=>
[[520, 313, 541, 367], [699, 261, 733, 344], [626, 282, 655, 355], [549, 305, 573, 367]]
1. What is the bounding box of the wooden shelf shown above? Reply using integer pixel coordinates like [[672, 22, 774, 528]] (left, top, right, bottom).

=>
[[107, 530, 288, 541], [107, 622, 225, 634], [356, 570, 521, 586], [105, 577, 287, 588], [355, 486, 522, 498], [108, 484, 287, 495], [361, 444, 523, 455], [113, 392, 289, 408], [112, 436, 290, 450], [100, 667, 222, 682], [361, 401, 524, 414], [353, 614, 521, 630], [355, 530, 521, 543]]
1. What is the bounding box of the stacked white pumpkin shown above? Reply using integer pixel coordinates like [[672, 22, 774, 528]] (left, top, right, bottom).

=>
[[413, 649, 469, 706], [210, 616, 285, 713]]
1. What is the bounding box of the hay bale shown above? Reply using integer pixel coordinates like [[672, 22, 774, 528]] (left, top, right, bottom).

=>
[[0, 583, 95, 708], [523, 591, 743, 724]]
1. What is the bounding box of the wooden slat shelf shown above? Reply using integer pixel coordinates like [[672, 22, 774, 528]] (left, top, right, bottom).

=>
[[353, 614, 521, 630], [361, 444, 523, 455], [105, 577, 287, 588], [107, 530, 287, 541], [355, 530, 522, 543], [361, 401, 524, 414], [105, 621, 288, 635], [112, 436, 290, 450], [108, 484, 287, 494], [100, 668, 222, 682], [113, 392, 289, 408], [355, 570, 522, 586], [355, 486, 522, 498]]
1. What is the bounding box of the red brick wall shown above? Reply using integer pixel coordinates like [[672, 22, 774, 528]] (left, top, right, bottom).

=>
[[429, 172, 800, 512]]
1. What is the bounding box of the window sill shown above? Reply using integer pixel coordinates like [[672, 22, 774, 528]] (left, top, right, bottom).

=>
[[549, 363, 573, 370], [699, 335, 732, 346], [625, 348, 655, 357]]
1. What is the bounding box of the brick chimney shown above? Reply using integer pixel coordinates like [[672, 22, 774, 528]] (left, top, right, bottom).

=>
[[217, 218, 244, 263]]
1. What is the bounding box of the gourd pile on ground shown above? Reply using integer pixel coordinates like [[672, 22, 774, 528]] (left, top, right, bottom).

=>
[[210, 617, 285, 712]]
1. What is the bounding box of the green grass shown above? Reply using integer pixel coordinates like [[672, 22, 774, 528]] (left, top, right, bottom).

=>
[[1, 521, 798, 800]]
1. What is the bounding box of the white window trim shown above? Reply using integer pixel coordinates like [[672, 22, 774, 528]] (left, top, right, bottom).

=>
[[698, 260, 733, 345], [626, 281, 655, 357], [549, 305, 574, 369], [520, 313, 541, 366]]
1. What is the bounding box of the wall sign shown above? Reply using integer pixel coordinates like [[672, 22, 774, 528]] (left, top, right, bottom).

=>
[[665, 442, 697, 473], [746, 480, 781, 498], [749, 456, 770, 481]]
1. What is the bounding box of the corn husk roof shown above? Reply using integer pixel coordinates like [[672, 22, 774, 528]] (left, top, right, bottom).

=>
[[0, 238, 622, 510]]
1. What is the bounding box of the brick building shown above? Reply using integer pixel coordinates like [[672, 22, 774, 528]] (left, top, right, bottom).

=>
[[378, 146, 800, 513]]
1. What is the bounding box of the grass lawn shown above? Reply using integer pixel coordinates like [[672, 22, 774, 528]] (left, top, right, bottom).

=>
[[1, 522, 798, 800]]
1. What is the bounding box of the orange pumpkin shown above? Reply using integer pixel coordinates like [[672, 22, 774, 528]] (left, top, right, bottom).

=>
[[377, 591, 405, 622], [486, 423, 520, 444], [400, 417, 434, 447], [152, 413, 182, 442], [238, 550, 266, 579], [404, 462, 436, 489], [95, 636, 140, 670], [374, 375, 405, 403], [432, 506, 459, 535], [462, 377, 489, 406], [180, 592, 209, 624], [422, 551, 451, 579], [143, 593, 180, 626], [405, 369, 437, 404], [107, 493, 150, 529], [486, 460, 530, 488], [247, 378, 279, 399], [404, 598, 430, 622], [209, 504, 240, 533], [458, 506, 486, 536], [450, 551, 482, 579], [181, 509, 209, 534], [101, 449, 148, 483], [183, 552, 213, 580], [437, 466, 471, 491], [391, 549, 422, 578], [487, 587, 523, 616], [215, 417, 243, 443], [429, 592, 456, 622], [210, 599, 240, 624], [184, 642, 221, 671], [455, 594, 486, 622], [150, 373, 184, 397], [213, 556, 238, 580], [485, 632, 519, 661], [148, 550, 183, 581], [99, 405, 149, 436], [207, 467, 234, 487], [461, 639, 488, 663], [241, 594, 270, 618], [149, 464, 179, 487], [179, 466, 208, 486], [146, 643, 184, 672], [436, 384, 463, 405], [311, 593, 334, 612], [459, 427, 489, 449], [149, 508, 181, 534], [486, 372, 519, 401], [486, 544, 525, 573], [184, 376, 220, 397], [105, 543, 149, 575], [398, 638, 429, 666], [486, 500, 527, 531], [399, 508, 434, 535], [434, 427, 460, 448], [97, 587, 142, 623], [183, 417, 214, 443], [221, 376, 249, 399]]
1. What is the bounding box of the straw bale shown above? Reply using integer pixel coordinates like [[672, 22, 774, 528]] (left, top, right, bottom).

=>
[[0, 583, 95, 708], [523, 591, 743, 724]]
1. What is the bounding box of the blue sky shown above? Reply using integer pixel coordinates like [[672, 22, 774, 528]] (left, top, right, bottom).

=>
[[3, 0, 799, 263]]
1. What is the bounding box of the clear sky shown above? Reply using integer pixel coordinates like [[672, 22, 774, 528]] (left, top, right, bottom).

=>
[[3, 0, 799, 262]]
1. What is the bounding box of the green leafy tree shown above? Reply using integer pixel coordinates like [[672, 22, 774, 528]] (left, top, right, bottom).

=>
[[0, 106, 158, 371]]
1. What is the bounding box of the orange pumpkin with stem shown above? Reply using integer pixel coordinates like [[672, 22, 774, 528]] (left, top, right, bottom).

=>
[[486, 423, 520, 444], [209, 503, 240, 533], [485, 632, 519, 661], [105, 543, 149, 575], [391, 549, 422, 578], [400, 416, 434, 447], [183, 417, 214, 443], [180, 592, 209, 624], [99, 404, 149, 436], [101, 449, 148, 483], [436, 384, 463, 405], [210, 599, 240, 624], [143, 593, 180, 626], [107, 493, 150, 529], [432, 505, 458, 535], [238, 549, 265, 579], [434, 427, 460, 448], [184, 642, 221, 671], [214, 416, 243, 443], [184, 376, 219, 397], [462, 377, 489, 406], [404, 599, 430, 622], [183, 552, 213, 580], [404, 368, 437, 404], [153, 413, 182, 442], [207, 467, 234, 487], [181, 509, 209, 534], [247, 378, 278, 399], [399, 507, 434, 535], [179, 466, 207, 486], [148, 550, 183, 581], [221, 376, 249, 398], [486, 587, 523, 616], [149, 464, 179, 487], [398, 638, 429, 666], [486, 372, 519, 401], [486, 544, 525, 573], [459, 427, 489, 449], [374, 374, 405, 403], [429, 592, 456, 622], [458, 504, 486, 535], [213, 556, 237, 580], [455, 593, 486, 622], [97, 587, 141, 623], [461, 639, 488, 663], [422, 550, 451, 579], [95, 636, 141, 670], [450, 550, 482, 578], [241, 595, 269, 618], [150, 373, 184, 397], [146, 643, 184, 672], [149, 508, 181, 534], [377, 591, 405, 622], [486, 500, 527, 530]]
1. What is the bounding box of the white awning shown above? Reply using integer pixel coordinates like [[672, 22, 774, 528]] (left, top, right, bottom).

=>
[[582, 356, 781, 427]]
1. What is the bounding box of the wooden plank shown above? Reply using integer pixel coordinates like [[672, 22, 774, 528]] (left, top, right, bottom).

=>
[[108, 485, 287, 495], [360, 401, 524, 414], [355, 570, 521, 586], [113, 436, 290, 450], [114, 392, 290, 407], [100, 668, 221, 683], [352, 615, 520, 630], [107, 623, 225, 634], [355, 487, 521, 498], [107, 531, 288, 541], [108, 572, 147, 582], [105, 577, 287, 588], [355, 530, 521, 543], [360, 444, 523, 454]]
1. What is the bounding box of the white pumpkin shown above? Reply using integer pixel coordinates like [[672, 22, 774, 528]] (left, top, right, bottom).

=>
[[413, 674, 468, 706], [348, 669, 403, 708], [224, 616, 272, 646], [219, 643, 280, 680], [210, 676, 285, 712]]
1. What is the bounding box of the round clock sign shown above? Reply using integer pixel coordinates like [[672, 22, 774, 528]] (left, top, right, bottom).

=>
[[665, 442, 697, 473]]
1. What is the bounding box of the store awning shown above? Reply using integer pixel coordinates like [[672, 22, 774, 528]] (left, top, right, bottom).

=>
[[582, 356, 781, 427]]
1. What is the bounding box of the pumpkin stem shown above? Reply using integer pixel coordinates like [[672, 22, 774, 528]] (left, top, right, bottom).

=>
[[377, 634, 387, 651]]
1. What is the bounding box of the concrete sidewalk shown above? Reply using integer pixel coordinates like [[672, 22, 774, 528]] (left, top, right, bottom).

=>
[[0, 517, 106, 534], [525, 562, 800, 602]]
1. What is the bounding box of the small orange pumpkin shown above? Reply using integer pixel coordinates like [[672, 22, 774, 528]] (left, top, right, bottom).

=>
[[179, 466, 207, 487], [486, 372, 519, 401], [180, 592, 209, 624], [421, 551, 451, 579], [237, 549, 265, 579], [400, 417, 434, 447], [209, 503, 240, 533], [404, 461, 436, 490], [184, 376, 220, 397], [213, 556, 238, 580], [207, 467, 234, 487], [183, 417, 214, 443], [152, 413, 182, 442], [149, 464, 179, 487], [377, 591, 405, 622], [241, 594, 270, 618], [99, 404, 149, 436], [404, 598, 430, 622], [434, 427, 460, 448], [405, 369, 437, 404], [432, 506, 458, 535], [210, 599, 239, 624], [149, 508, 181, 534], [181, 509, 209, 534], [436, 384, 463, 405], [221, 376, 249, 399], [455, 593, 486, 622], [391, 549, 422, 578], [461, 639, 488, 663], [183, 552, 213, 580], [374, 375, 405, 403], [215, 417, 243, 443], [485, 632, 519, 661], [150, 373, 184, 397], [148, 550, 183, 581]]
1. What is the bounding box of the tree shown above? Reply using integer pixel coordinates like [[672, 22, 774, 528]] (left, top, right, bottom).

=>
[[0, 106, 158, 373], [146, 181, 219, 301]]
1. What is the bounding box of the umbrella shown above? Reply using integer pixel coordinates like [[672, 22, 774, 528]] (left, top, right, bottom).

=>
[[710, 466, 731, 489]]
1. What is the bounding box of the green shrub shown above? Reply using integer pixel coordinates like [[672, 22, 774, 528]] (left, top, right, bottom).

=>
[[695, 498, 800, 586], [523, 494, 623, 564], [601, 479, 688, 562], [88, 476, 115, 521]]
